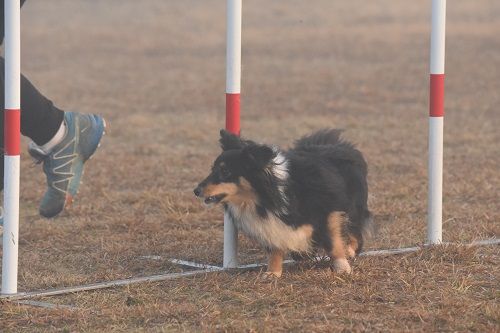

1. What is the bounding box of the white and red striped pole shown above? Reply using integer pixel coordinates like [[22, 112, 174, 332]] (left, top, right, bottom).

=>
[[2, 0, 21, 294], [427, 0, 446, 245], [223, 0, 241, 268]]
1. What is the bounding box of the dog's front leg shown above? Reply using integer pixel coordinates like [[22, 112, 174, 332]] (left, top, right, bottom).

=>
[[263, 249, 285, 278]]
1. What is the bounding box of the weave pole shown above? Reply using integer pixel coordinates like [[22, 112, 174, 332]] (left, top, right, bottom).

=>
[[223, 0, 242, 268], [427, 0, 446, 245], [2, 0, 21, 295]]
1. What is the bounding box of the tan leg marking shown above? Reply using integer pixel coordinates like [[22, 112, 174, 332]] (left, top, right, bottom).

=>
[[346, 235, 359, 258], [327, 212, 352, 274], [327, 212, 347, 259], [263, 249, 285, 278]]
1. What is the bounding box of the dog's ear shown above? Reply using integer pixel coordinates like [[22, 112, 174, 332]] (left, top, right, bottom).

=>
[[219, 129, 243, 151], [242, 144, 275, 169]]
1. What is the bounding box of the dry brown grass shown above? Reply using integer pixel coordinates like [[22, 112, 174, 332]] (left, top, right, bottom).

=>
[[1, 245, 498, 332], [1, 0, 499, 331]]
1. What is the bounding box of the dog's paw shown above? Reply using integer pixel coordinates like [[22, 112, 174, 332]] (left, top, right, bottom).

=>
[[332, 258, 352, 274], [261, 271, 282, 279]]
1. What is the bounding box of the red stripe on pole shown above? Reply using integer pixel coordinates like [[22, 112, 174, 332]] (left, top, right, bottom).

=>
[[4, 109, 21, 156], [429, 74, 445, 117], [226, 93, 240, 136]]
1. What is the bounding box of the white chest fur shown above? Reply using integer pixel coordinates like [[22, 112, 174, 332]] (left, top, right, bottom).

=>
[[227, 205, 312, 252]]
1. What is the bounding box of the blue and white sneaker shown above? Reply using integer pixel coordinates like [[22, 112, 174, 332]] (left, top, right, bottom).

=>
[[28, 112, 106, 218]]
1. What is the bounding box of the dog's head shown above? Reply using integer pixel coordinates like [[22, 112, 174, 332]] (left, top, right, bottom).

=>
[[194, 130, 275, 206]]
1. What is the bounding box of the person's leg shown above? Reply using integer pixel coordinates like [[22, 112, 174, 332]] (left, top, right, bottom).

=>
[[1, 56, 106, 218], [20, 72, 65, 146], [1, 56, 64, 146], [1, 55, 63, 178]]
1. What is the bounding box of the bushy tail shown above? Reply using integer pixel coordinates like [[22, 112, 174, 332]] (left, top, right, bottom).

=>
[[361, 210, 374, 242], [350, 209, 374, 255], [294, 128, 344, 149]]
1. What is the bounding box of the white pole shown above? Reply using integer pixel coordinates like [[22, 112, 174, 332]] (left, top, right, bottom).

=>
[[2, 0, 21, 295], [223, 0, 242, 268], [226, 0, 241, 97], [223, 212, 238, 268], [427, 0, 446, 245]]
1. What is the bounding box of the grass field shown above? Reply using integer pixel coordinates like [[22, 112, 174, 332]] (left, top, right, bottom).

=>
[[1, 0, 499, 332]]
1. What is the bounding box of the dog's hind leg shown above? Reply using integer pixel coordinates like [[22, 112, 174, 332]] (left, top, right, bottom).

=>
[[346, 235, 359, 259], [327, 212, 352, 274], [263, 249, 285, 278]]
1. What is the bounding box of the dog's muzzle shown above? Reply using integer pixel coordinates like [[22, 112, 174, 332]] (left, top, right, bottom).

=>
[[203, 194, 226, 204], [193, 186, 203, 197], [194, 186, 226, 204]]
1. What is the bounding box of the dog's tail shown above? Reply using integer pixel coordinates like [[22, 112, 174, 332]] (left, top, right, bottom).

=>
[[294, 128, 344, 149], [350, 209, 374, 255], [360, 210, 374, 242]]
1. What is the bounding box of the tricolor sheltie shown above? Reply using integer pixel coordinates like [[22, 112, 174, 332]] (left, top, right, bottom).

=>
[[194, 129, 372, 277]]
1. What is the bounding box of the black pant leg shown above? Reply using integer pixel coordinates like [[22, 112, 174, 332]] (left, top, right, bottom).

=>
[[1, 0, 64, 191], [1, 0, 26, 191], [0, 57, 65, 192], [18, 70, 65, 146], [0, 57, 64, 147], [1, 0, 64, 147]]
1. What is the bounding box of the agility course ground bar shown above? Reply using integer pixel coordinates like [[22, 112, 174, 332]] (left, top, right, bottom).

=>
[[1, 238, 497, 302], [15, 300, 79, 311], [0, 269, 215, 301], [167, 259, 223, 270]]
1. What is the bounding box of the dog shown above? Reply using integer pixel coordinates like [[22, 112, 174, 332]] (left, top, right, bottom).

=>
[[194, 129, 372, 277]]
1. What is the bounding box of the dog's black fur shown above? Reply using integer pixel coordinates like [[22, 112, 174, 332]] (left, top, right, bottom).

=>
[[194, 128, 372, 276], [288, 129, 371, 253]]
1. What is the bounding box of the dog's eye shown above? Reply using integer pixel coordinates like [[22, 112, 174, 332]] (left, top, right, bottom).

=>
[[220, 167, 231, 180]]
